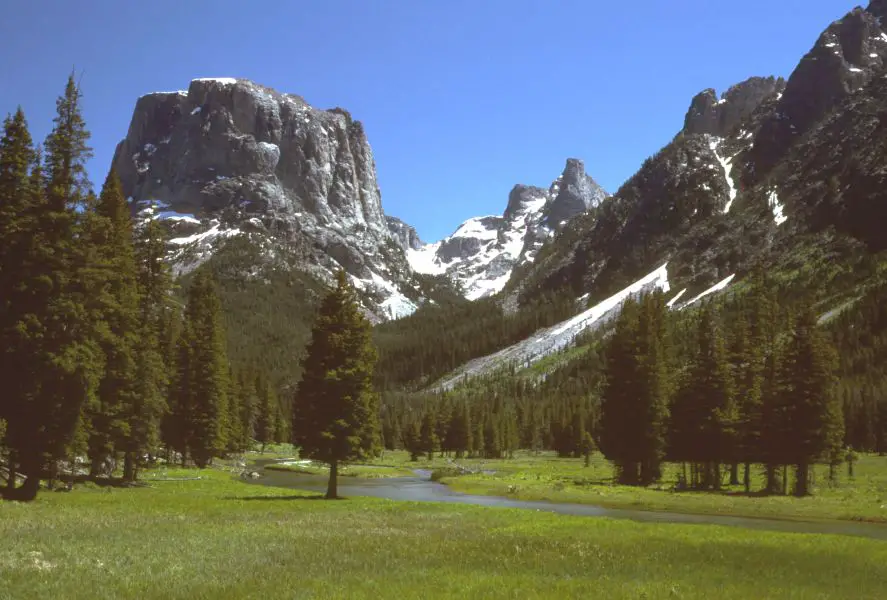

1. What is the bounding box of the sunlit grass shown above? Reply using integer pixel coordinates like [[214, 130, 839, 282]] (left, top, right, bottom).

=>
[[2, 467, 886, 599]]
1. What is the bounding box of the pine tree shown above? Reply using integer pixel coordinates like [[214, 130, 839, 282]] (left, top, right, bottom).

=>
[[128, 210, 173, 478], [402, 419, 422, 461], [84, 169, 140, 477], [237, 370, 258, 451], [669, 303, 734, 489], [778, 306, 843, 496], [600, 297, 642, 483], [224, 366, 243, 453], [600, 293, 669, 485], [0, 109, 36, 496], [255, 373, 276, 453], [183, 270, 230, 467], [166, 318, 193, 465], [3, 76, 104, 500], [420, 410, 439, 460], [446, 402, 471, 458], [735, 276, 771, 492], [292, 271, 380, 498]]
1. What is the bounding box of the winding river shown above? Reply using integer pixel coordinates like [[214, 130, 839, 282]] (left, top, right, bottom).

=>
[[245, 460, 887, 540]]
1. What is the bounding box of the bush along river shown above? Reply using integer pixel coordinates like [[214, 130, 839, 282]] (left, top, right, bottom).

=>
[[244, 459, 887, 541]]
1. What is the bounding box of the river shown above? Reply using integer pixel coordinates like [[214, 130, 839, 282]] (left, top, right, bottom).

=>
[[244, 460, 887, 540]]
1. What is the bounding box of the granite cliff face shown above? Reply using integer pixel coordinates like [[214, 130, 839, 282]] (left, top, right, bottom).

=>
[[407, 159, 608, 300], [113, 77, 418, 320]]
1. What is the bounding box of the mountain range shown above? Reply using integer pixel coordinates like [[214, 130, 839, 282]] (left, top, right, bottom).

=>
[[113, 0, 887, 389]]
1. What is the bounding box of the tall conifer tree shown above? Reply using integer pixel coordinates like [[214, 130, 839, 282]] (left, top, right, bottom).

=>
[[292, 271, 380, 498]]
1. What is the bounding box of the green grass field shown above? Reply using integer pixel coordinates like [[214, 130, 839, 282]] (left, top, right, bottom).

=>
[[2, 467, 887, 599], [357, 450, 887, 524]]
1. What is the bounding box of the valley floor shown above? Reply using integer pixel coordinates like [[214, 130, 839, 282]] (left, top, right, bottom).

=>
[[3, 461, 887, 599]]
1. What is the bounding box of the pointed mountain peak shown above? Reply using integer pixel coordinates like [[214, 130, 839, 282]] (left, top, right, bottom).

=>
[[545, 158, 608, 226]]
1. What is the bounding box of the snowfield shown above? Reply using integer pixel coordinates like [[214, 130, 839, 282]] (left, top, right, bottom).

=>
[[407, 189, 552, 300], [432, 264, 670, 391]]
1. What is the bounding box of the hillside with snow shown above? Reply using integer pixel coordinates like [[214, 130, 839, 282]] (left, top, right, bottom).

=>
[[408, 159, 607, 300]]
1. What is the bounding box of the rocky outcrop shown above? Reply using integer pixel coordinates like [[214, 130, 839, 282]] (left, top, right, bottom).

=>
[[408, 159, 608, 300], [682, 77, 785, 137], [386, 216, 423, 251], [114, 77, 419, 319], [746, 5, 887, 180]]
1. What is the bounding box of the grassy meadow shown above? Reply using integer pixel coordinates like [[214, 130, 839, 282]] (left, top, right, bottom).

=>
[[3, 465, 887, 599]]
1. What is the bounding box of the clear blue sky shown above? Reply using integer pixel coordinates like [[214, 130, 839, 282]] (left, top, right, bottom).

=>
[[0, 0, 856, 243]]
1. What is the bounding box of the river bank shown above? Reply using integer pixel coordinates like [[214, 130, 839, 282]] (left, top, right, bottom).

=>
[[245, 453, 887, 540]]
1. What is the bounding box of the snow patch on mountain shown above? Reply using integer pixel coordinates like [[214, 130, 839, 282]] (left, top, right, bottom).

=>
[[768, 189, 787, 225], [170, 220, 241, 246], [709, 138, 739, 213], [409, 161, 607, 300], [432, 263, 669, 390], [408, 192, 551, 300], [349, 271, 418, 320], [679, 273, 736, 309]]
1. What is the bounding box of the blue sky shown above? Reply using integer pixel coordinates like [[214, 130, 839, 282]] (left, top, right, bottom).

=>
[[0, 0, 856, 243]]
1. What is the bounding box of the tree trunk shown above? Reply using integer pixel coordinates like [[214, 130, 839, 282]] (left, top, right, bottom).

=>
[[18, 475, 39, 501], [795, 461, 810, 497], [782, 465, 788, 496], [5, 456, 17, 494], [729, 463, 740, 486], [326, 460, 338, 499], [123, 452, 136, 482], [712, 463, 722, 491], [765, 463, 780, 494], [743, 462, 751, 493]]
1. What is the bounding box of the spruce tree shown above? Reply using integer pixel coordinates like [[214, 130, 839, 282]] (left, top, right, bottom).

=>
[[420, 410, 439, 460], [0, 109, 36, 495], [167, 318, 194, 465], [778, 306, 843, 496], [255, 373, 276, 453], [237, 370, 258, 452], [84, 169, 140, 477], [128, 211, 173, 478], [600, 297, 642, 483], [292, 271, 380, 498], [183, 270, 229, 467], [600, 293, 669, 485], [402, 419, 422, 461], [3, 76, 103, 500], [635, 292, 670, 484]]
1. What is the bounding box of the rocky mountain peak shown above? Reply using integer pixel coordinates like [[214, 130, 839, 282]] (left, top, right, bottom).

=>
[[115, 77, 419, 320], [682, 77, 785, 137], [747, 7, 887, 180], [408, 159, 608, 300], [545, 158, 608, 226]]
